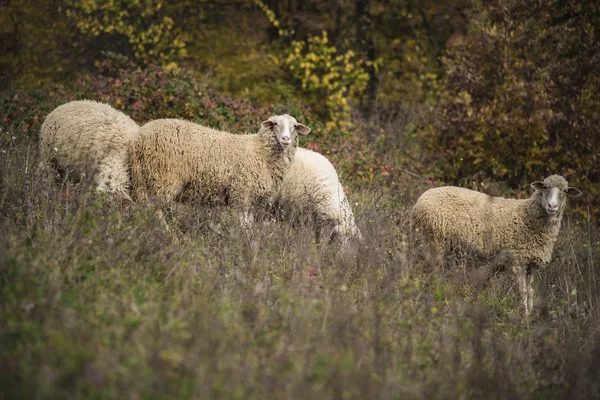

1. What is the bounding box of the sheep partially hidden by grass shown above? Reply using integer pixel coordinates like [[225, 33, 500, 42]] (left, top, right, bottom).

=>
[[129, 115, 311, 231], [38, 100, 139, 200], [411, 174, 582, 314], [274, 147, 362, 248]]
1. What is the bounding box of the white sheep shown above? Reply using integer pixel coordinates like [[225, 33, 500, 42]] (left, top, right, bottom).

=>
[[38, 100, 139, 200], [129, 115, 311, 229], [411, 174, 582, 314], [137, 119, 361, 246], [274, 147, 362, 247]]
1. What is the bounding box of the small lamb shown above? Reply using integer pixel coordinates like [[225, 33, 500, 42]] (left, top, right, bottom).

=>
[[411, 174, 582, 314], [129, 115, 311, 230], [38, 100, 139, 200]]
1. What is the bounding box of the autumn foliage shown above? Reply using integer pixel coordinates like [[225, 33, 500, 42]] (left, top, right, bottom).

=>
[[425, 1, 600, 215], [2, 0, 599, 216]]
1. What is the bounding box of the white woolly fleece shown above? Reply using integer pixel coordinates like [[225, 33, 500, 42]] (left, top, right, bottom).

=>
[[38, 100, 139, 200]]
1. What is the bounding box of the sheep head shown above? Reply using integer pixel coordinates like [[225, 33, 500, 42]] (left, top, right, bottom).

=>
[[530, 174, 582, 218], [261, 114, 311, 149]]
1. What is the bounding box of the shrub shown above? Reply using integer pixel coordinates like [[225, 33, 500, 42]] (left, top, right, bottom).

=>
[[280, 31, 370, 131], [255, 1, 370, 131], [65, 0, 188, 67], [422, 0, 600, 217], [0, 54, 312, 142]]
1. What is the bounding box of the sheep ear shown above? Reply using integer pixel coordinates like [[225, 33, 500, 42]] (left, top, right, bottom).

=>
[[261, 120, 275, 129], [567, 187, 582, 197], [295, 123, 311, 135], [530, 181, 544, 191]]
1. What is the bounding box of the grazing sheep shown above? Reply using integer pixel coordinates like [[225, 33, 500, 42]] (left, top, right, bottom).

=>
[[129, 115, 311, 230], [274, 147, 362, 247], [38, 100, 139, 200], [411, 174, 582, 314]]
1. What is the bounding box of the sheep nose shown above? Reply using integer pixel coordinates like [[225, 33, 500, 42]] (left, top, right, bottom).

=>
[[547, 202, 558, 210], [281, 135, 290, 142]]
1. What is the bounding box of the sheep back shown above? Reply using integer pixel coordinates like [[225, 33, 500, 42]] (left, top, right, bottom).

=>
[[39, 100, 139, 198]]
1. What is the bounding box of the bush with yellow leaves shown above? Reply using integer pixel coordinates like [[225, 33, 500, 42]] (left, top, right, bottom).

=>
[[66, 0, 188, 68]]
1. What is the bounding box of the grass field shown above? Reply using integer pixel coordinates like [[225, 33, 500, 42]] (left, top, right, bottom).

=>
[[1, 138, 599, 399]]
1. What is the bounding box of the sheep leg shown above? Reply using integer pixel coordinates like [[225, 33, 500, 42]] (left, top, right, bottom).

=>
[[35, 150, 60, 185], [526, 272, 534, 312], [431, 240, 447, 270], [140, 181, 183, 233], [508, 253, 536, 315], [524, 260, 538, 313], [516, 268, 529, 315], [317, 222, 338, 245], [515, 265, 537, 315], [156, 208, 172, 232], [475, 250, 510, 282], [472, 253, 502, 287], [408, 226, 445, 269], [239, 208, 255, 237]]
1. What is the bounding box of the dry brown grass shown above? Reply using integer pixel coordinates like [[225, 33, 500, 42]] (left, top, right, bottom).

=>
[[1, 138, 599, 399]]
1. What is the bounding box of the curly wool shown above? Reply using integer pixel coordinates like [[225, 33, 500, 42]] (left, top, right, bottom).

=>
[[129, 118, 297, 210], [38, 100, 139, 199], [411, 185, 557, 264], [411, 174, 580, 313], [275, 147, 362, 245]]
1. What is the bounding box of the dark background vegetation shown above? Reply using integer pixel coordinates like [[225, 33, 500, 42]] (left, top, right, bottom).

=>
[[1, 0, 599, 398]]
